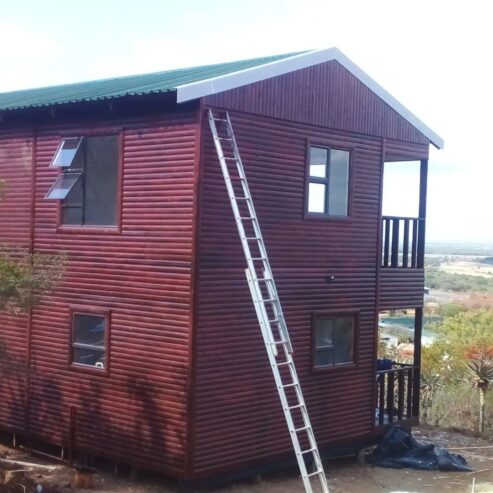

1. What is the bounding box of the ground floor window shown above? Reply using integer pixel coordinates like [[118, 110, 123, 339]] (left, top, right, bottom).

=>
[[312, 313, 356, 368], [71, 309, 109, 370]]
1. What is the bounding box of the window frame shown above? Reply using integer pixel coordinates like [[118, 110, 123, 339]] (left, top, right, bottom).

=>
[[54, 129, 123, 234], [304, 139, 354, 221], [310, 311, 359, 372], [69, 305, 111, 375]]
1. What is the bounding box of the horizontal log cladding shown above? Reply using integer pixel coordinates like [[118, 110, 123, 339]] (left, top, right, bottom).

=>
[[379, 268, 425, 310], [0, 108, 198, 477], [0, 131, 33, 432], [205, 60, 430, 146], [192, 110, 382, 477]]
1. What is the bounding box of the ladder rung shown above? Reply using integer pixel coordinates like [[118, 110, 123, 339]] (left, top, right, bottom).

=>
[[306, 471, 323, 479], [239, 216, 255, 220], [295, 425, 310, 433], [273, 340, 287, 346], [288, 403, 305, 410], [218, 137, 232, 141], [268, 317, 278, 323], [235, 196, 251, 201], [251, 257, 266, 261], [283, 382, 299, 388], [245, 236, 261, 241], [263, 298, 276, 303], [213, 117, 228, 122], [301, 447, 317, 455], [223, 157, 237, 160], [276, 361, 292, 367]]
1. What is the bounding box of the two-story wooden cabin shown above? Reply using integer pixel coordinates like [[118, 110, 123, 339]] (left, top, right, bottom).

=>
[[0, 48, 442, 482]]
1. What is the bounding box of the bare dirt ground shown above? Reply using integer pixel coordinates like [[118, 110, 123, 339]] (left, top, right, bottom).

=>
[[1, 426, 492, 493]]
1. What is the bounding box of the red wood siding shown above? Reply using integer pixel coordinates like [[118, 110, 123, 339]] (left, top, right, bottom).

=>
[[205, 60, 429, 146], [192, 110, 382, 477], [379, 269, 425, 310], [0, 108, 198, 476], [0, 131, 33, 432], [385, 139, 429, 162]]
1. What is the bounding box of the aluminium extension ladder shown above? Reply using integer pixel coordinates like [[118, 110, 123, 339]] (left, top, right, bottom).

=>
[[208, 109, 329, 493]]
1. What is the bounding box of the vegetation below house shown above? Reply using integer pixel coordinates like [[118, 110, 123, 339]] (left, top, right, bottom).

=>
[[420, 308, 493, 432]]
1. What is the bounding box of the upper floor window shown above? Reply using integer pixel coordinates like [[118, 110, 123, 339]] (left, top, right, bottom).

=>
[[313, 314, 355, 368], [306, 145, 350, 217], [45, 135, 119, 226]]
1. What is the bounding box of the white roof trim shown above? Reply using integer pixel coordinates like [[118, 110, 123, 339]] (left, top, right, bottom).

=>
[[176, 47, 444, 149]]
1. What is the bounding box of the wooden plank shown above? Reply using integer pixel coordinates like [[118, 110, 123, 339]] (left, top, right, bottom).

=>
[[391, 219, 399, 268]]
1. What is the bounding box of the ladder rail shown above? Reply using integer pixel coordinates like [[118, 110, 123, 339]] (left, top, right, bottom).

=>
[[208, 109, 329, 493]]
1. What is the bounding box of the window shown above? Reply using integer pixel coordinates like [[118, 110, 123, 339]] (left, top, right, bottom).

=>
[[313, 314, 355, 368], [307, 145, 350, 216], [45, 135, 119, 226], [71, 312, 108, 370]]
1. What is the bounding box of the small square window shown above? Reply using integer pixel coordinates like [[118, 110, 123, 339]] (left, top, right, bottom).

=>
[[72, 312, 108, 370], [313, 314, 355, 368]]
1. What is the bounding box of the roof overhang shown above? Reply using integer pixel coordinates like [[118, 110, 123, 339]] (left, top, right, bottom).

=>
[[176, 47, 444, 149]]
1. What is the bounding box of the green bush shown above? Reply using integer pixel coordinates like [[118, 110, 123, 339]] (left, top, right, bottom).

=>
[[422, 383, 493, 431]]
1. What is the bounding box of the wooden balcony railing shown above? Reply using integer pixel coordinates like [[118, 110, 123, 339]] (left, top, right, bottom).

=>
[[376, 363, 418, 426], [381, 216, 425, 268]]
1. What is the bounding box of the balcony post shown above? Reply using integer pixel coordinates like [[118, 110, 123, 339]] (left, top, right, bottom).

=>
[[417, 159, 428, 268], [413, 307, 423, 419]]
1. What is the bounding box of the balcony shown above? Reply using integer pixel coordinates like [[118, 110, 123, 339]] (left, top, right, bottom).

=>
[[376, 363, 419, 427], [381, 216, 425, 269], [379, 216, 425, 310]]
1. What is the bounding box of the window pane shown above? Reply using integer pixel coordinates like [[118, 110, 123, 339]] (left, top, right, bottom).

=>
[[45, 172, 81, 200], [313, 315, 355, 368], [74, 314, 106, 347], [333, 317, 354, 364], [84, 136, 119, 226], [314, 318, 334, 347], [328, 150, 349, 216], [51, 137, 83, 168], [314, 349, 334, 367], [62, 206, 83, 225], [73, 348, 105, 368], [309, 147, 327, 178], [308, 183, 326, 213]]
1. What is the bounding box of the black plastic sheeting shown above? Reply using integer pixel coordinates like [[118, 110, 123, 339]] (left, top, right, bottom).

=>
[[370, 425, 473, 471]]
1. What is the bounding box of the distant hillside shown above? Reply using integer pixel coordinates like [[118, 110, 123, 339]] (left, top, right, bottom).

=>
[[426, 241, 493, 256], [426, 269, 493, 292], [481, 257, 493, 265]]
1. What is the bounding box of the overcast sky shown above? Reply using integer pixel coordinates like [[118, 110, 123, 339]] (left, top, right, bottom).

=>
[[0, 0, 491, 243]]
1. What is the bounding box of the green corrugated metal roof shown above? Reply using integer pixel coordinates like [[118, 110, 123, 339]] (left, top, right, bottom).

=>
[[0, 52, 302, 112]]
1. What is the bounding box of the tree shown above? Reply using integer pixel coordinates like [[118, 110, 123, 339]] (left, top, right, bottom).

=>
[[465, 349, 493, 432], [0, 180, 65, 315], [0, 248, 65, 314], [431, 309, 493, 383]]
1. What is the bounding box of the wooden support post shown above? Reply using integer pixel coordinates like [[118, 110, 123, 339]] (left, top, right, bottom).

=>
[[417, 159, 428, 268], [413, 308, 423, 419]]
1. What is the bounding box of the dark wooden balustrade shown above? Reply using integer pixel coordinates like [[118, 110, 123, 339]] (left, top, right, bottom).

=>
[[381, 216, 424, 268], [376, 363, 418, 426]]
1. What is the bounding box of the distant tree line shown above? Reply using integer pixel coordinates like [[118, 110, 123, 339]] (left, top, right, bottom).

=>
[[425, 269, 493, 293]]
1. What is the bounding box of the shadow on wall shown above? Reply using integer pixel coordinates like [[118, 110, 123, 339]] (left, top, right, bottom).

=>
[[0, 333, 27, 432], [0, 333, 186, 471]]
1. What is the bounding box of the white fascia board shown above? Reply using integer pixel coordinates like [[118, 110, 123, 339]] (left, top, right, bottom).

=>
[[176, 48, 444, 149]]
